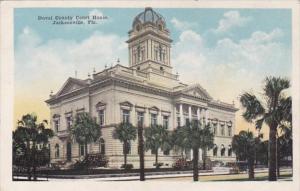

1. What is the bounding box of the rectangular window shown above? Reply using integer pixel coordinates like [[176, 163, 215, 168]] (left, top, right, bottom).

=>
[[177, 117, 181, 127], [213, 124, 217, 135], [221, 125, 225, 136], [54, 119, 60, 132], [80, 144, 85, 156], [98, 110, 105, 126], [163, 150, 170, 155], [163, 116, 169, 129], [122, 110, 130, 123], [151, 113, 157, 126], [185, 118, 189, 125], [228, 126, 232, 136], [66, 116, 72, 130], [137, 112, 144, 127]]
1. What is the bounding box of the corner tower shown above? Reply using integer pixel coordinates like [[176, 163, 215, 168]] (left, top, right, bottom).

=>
[[127, 7, 173, 74]]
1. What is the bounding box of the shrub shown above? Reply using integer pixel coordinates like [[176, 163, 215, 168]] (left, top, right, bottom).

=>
[[172, 158, 189, 170], [72, 154, 108, 170], [153, 162, 164, 169], [121, 164, 133, 170]]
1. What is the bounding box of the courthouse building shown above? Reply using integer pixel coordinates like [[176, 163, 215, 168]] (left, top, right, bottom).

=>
[[46, 7, 238, 168]]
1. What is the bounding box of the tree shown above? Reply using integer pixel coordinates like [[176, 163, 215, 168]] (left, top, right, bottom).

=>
[[137, 121, 145, 181], [200, 124, 215, 170], [172, 127, 187, 158], [113, 122, 137, 167], [277, 122, 292, 177], [71, 112, 101, 157], [232, 130, 260, 180], [144, 124, 172, 169], [13, 113, 54, 180], [240, 76, 291, 181], [174, 120, 214, 181]]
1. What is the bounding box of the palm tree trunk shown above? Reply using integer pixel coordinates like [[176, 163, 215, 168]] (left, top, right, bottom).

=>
[[85, 142, 88, 156], [202, 148, 206, 170], [277, 143, 280, 178], [193, 148, 199, 181], [138, 125, 145, 181], [155, 149, 158, 169], [124, 142, 127, 166], [32, 142, 37, 181], [268, 126, 277, 181], [26, 141, 31, 180], [248, 158, 254, 180]]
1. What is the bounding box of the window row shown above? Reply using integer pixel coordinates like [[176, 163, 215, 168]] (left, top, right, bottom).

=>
[[53, 139, 105, 158], [213, 145, 233, 157], [122, 109, 169, 128], [212, 123, 232, 137], [122, 141, 170, 156]]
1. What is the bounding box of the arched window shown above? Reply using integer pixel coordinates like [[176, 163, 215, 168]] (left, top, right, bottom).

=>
[[213, 145, 218, 156], [99, 138, 105, 154], [55, 144, 60, 158], [221, 144, 225, 156], [136, 24, 141, 31], [158, 24, 163, 31], [228, 145, 232, 157]]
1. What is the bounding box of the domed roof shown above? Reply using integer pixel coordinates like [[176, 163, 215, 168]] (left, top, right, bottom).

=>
[[133, 7, 166, 27]]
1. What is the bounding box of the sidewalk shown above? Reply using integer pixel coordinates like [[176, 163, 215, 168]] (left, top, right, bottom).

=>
[[13, 167, 292, 181]]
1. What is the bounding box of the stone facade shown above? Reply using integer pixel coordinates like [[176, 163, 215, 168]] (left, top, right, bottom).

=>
[[46, 7, 238, 169]]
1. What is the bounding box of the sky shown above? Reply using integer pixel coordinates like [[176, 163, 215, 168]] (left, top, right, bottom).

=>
[[14, 8, 292, 137]]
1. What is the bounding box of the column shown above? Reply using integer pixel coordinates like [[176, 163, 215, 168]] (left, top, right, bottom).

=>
[[188, 105, 192, 122], [179, 104, 184, 126], [197, 107, 200, 121], [200, 108, 205, 124], [158, 110, 162, 125], [144, 109, 149, 127], [205, 109, 209, 125], [173, 105, 177, 130]]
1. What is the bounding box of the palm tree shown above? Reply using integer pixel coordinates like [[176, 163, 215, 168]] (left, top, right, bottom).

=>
[[71, 112, 101, 157], [144, 124, 171, 169], [240, 76, 291, 181], [175, 120, 214, 181], [200, 124, 215, 170], [13, 113, 54, 180], [232, 130, 260, 180], [172, 127, 187, 158], [113, 122, 137, 167]]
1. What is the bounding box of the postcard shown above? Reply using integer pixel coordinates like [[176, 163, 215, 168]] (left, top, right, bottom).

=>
[[0, 1, 299, 191]]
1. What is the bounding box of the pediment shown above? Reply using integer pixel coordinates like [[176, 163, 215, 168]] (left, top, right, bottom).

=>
[[119, 101, 133, 107], [182, 84, 212, 100], [149, 106, 159, 111], [56, 78, 87, 96]]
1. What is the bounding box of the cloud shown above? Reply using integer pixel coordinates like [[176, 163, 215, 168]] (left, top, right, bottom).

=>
[[89, 9, 104, 18], [172, 27, 290, 134], [214, 11, 251, 33], [172, 28, 290, 103], [15, 26, 127, 98], [171, 17, 197, 31]]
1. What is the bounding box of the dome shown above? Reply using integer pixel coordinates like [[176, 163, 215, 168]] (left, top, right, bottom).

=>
[[133, 7, 166, 28]]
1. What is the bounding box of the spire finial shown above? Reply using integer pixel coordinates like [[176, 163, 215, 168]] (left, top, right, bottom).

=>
[[93, 68, 96, 74], [117, 58, 120, 64]]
